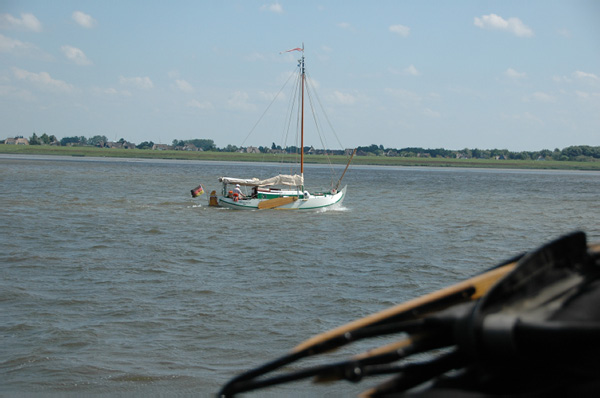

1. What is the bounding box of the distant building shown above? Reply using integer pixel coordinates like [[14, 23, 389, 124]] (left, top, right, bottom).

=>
[[182, 143, 201, 151], [152, 144, 172, 151], [4, 137, 29, 145], [104, 141, 135, 149]]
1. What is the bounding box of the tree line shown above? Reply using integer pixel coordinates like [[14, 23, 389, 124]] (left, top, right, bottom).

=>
[[356, 144, 600, 162], [22, 133, 600, 162]]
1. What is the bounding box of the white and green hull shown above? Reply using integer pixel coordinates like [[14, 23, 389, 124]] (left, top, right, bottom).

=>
[[218, 186, 346, 210]]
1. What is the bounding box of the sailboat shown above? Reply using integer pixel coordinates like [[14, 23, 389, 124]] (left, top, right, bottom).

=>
[[216, 47, 355, 210]]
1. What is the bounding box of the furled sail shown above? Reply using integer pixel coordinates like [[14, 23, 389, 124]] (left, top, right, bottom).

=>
[[219, 174, 303, 187]]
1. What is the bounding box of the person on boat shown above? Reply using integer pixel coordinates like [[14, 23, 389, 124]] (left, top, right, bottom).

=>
[[233, 184, 246, 199]]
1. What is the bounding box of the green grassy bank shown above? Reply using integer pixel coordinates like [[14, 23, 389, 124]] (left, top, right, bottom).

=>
[[2, 145, 599, 171]]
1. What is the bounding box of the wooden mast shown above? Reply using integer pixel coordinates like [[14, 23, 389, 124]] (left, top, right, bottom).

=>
[[300, 45, 305, 178]]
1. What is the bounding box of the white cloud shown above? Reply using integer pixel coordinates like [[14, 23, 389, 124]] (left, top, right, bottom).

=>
[[575, 91, 600, 101], [93, 87, 131, 97], [174, 79, 194, 93], [258, 90, 285, 101], [331, 90, 356, 105], [573, 70, 598, 81], [12, 67, 74, 93], [552, 75, 572, 84], [526, 91, 557, 103], [337, 22, 352, 30], [119, 76, 154, 89], [557, 28, 571, 38], [188, 99, 213, 110], [0, 13, 42, 32], [474, 14, 533, 37], [404, 65, 420, 76], [385, 87, 422, 103], [389, 65, 421, 76], [228, 91, 256, 111], [0, 34, 52, 60], [245, 52, 266, 62], [61, 45, 92, 65], [389, 24, 410, 37], [422, 108, 440, 118], [72, 11, 97, 28], [501, 111, 543, 125], [505, 68, 526, 78], [0, 84, 35, 101], [0, 34, 34, 52], [260, 3, 283, 14]]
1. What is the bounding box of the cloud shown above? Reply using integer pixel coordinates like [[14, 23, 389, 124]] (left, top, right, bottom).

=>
[[389, 24, 410, 37], [0, 13, 42, 32], [474, 14, 533, 37], [422, 108, 440, 118], [188, 99, 213, 110], [501, 111, 543, 125], [573, 70, 598, 81], [61, 45, 92, 65], [557, 28, 571, 38], [552, 75, 572, 84], [385, 87, 422, 103], [258, 90, 285, 101], [72, 11, 97, 28], [119, 76, 154, 89], [0, 34, 34, 52], [93, 87, 131, 96], [404, 64, 420, 76], [174, 79, 194, 93], [525, 91, 557, 103], [0, 84, 36, 101], [0, 34, 53, 60], [331, 90, 357, 105], [12, 67, 74, 93], [337, 22, 352, 30], [575, 91, 600, 101], [260, 3, 283, 13], [245, 52, 265, 62], [505, 68, 526, 78], [228, 91, 256, 111]]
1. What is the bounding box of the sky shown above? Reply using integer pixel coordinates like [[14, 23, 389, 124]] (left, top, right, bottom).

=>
[[1, 1, 599, 152]]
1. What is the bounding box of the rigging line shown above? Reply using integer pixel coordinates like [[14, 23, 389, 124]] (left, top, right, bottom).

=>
[[306, 84, 334, 167], [239, 65, 298, 148], [305, 83, 330, 151], [305, 78, 337, 180], [278, 69, 302, 174], [305, 71, 345, 150]]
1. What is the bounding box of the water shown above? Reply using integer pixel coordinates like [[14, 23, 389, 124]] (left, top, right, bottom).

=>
[[1, 154, 599, 396]]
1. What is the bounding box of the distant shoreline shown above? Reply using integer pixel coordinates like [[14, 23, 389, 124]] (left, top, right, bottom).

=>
[[1, 145, 599, 171]]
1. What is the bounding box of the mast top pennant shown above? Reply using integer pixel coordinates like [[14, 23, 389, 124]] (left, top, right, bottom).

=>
[[280, 47, 303, 54]]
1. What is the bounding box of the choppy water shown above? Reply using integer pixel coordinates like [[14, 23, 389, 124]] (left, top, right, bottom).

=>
[[1, 154, 599, 396]]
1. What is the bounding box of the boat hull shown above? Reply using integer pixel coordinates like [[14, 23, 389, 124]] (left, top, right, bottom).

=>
[[217, 186, 346, 210]]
